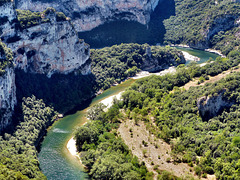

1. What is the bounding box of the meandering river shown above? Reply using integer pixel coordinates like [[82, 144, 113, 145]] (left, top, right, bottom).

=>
[[38, 48, 219, 180]]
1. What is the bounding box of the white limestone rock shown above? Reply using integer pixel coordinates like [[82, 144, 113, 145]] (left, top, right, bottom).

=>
[[2, 8, 90, 77], [0, 67, 16, 131], [16, 0, 161, 32]]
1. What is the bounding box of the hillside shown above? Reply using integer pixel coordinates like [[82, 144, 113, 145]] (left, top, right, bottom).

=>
[[1, 0, 240, 179], [164, 0, 240, 55]]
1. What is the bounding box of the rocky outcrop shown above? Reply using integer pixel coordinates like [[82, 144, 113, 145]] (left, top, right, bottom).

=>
[[140, 46, 185, 72], [0, 1, 16, 37], [15, 0, 161, 32], [197, 90, 233, 120], [1, 8, 90, 77], [189, 14, 240, 49]]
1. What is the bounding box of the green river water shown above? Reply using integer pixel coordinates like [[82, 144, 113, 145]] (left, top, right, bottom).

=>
[[38, 48, 219, 180]]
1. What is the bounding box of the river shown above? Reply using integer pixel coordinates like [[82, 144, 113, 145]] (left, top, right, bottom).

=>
[[38, 48, 219, 180]]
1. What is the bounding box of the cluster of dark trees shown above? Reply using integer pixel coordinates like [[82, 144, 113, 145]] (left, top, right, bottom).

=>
[[116, 50, 240, 179], [0, 96, 57, 179], [164, 0, 240, 55]]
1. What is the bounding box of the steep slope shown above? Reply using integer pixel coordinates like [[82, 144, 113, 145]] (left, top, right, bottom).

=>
[[16, 0, 161, 32], [0, 40, 16, 132], [1, 7, 90, 77], [164, 0, 240, 54]]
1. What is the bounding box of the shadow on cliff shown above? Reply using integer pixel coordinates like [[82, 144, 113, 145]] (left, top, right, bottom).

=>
[[78, 0, 175, 48], [15, 69, 97, 115]]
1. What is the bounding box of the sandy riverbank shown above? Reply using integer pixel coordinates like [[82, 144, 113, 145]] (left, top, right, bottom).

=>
[[66, 66, 179, 157], [67, 137, 77, 156], [181, 51, 200, 61], [133, 66, 177, 80], [205, 48, 225, 57], [100, 91, 123, 109]]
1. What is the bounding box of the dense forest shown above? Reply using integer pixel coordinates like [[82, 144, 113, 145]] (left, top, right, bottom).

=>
[[164, 0, 240, 55], [74, 103, 152, 180], [91, 43, 184, 90], [77, 49, 240, 179], [0, 96, 57, 179], [118, 54, 240, 178]]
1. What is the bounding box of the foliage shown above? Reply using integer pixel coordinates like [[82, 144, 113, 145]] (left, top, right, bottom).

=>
[[91, 43, 184, 90], [75, 104, 149, 179], [16, 8, 67, 29], [164, 0, 240, 55], [0, 40, 13, 76], [119, 52, 240, 178], [0, 96, 57, 179]]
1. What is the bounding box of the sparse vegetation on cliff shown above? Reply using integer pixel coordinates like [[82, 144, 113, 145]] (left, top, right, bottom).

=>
[[16, 8, 68, 29], [0, 40, 13, 76]]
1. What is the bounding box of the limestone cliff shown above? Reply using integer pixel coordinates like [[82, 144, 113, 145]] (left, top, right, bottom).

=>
[[197, 90, 233, 120], [15, 0, 161, 32], [1, 8, 90, 77], [0, 1, 17, 45], [0, 41, 16, 132], [189, 14, 240, 49]]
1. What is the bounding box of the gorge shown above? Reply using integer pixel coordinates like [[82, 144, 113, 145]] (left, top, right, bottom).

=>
[[1, 0, 240, 179]]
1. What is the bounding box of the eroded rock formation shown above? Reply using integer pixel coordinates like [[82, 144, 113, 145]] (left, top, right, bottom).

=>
[[1, 6, 91, 77], [16, 0, 161, 32], [197, 90, 233, 120]]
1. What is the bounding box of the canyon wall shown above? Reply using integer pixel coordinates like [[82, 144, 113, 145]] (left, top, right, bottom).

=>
[[0, 39, 16, 132], [0, 2, 92, 131], [1, 8, 90, 77], [0, 67, 16, 131], [16, 0, 161, 32]]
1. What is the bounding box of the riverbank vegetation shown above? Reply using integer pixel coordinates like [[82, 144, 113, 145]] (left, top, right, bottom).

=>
[[0, 96, 57, 179], [164, 0, 240, 55], [75, 48, 240, 179], [116, 53, 240, 178], [74, 104, 152, 179], [91, 43, 184, 90]]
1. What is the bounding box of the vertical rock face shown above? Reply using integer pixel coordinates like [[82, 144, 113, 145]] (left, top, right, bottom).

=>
[[16, 0, 161, 32], [0, 1, 16, 37], [197, 90, 233, 120], [0, 39, 16, 132], [1, 8, 91, 77], [0, 67, 16, 131]]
